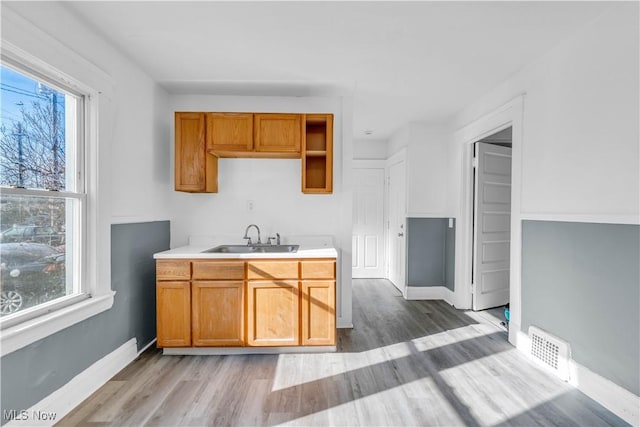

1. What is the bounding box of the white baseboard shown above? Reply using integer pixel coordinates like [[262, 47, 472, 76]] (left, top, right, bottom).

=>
[[515, 330, 639, 426], [6, 338, 142, 426], [404, 286, 455, 305], [568, 360, 639, 426]]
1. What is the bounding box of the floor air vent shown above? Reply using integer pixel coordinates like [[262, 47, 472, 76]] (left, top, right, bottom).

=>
[[528, 326, 571, 381]]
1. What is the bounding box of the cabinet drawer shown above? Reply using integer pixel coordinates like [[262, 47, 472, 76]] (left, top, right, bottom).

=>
[[247, 261, 298, 279], [192, 261, 244, 280], [301, 260, 335, 279], [156, 260, 190, 280]]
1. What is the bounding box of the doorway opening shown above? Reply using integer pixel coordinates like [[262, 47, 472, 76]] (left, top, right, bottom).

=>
[[471, 127, 513, 329]]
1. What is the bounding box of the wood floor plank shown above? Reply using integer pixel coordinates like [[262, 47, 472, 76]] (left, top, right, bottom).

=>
[[58, 278, 629, 427]]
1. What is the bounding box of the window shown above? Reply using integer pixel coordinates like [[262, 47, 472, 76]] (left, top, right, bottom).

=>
[[0, 61, 85, 324]]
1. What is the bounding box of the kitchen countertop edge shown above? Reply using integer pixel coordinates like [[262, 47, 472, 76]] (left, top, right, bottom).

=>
[[154, 245, 338, 259]]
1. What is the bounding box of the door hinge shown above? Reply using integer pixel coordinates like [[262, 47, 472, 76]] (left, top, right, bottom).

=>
[[471, 283, 476, 294], [472, 157, 478, 168]]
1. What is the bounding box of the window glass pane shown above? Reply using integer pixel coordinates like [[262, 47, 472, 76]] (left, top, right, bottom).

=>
[[0, 65, 77, 191], [0, 195, 77, 316]]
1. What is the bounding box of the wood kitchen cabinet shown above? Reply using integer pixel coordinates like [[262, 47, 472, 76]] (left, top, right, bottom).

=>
[[192, 260, 245, 346], [156, 258, 336, 349], [156, 281, 192, 347], [253, 113, 302, 155], [247, 260, 300, 346], [175, 112, 218, 193], [156, 260, 192, 347], [192, 281, 244, 346], [302, 114, 333, 193], [175, 111, 332, 193], [301, 260, 336, 345], [206, 113, 253, 153], [247, 281, 300, 346]]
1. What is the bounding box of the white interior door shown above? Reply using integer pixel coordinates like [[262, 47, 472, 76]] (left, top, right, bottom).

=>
[[387, 160, 406, 292], [473, 142, 512, 310], [353, 168, 385, 278]]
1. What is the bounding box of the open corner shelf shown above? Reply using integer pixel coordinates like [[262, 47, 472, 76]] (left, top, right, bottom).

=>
[[302, 114, 333, 194]]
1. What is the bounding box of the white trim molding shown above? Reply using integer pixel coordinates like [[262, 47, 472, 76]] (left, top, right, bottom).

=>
[[520, 213, 640, 226], [568, 361, 640, 426], [1, 292, 114, 356], [5, 338, 139, 427], [515, 330, 639, 426], [404, 286, 455, 306], [453, 95, 525, 348]]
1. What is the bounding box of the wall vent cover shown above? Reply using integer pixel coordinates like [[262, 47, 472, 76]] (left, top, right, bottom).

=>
[[528, 326, 571, 381]]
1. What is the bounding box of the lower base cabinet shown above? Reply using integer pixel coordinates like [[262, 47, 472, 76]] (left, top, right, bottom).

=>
[[156, 258, 336, 348], [301, 281, 336, 345], [192, 281, 244, 346], [157, 281, 191, 347], [247, 281, 300, 346]]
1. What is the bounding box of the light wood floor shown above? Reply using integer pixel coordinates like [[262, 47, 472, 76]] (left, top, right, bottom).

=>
[[59, 279, 627, 426]]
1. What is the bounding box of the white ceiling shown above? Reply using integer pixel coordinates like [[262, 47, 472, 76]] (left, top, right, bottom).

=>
[[65, 1, 612, 139]]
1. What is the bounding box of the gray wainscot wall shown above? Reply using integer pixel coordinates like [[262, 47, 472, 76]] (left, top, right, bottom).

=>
[[406, 218, 455, 290], [1, 221, 169, 424], [521, 220, 639, 396]]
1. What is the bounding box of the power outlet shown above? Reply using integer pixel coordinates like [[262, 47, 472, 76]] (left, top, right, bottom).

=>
[[247, 200, 255, 212]]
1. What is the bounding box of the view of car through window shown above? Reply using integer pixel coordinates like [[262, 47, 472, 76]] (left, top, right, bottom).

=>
[[1, 64, 78, 316]]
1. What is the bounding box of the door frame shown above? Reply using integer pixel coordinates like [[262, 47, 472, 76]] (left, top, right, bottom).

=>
[[352, 160, 386, 279], [454, 95, 524, 347], [385, 149, 407, 294]]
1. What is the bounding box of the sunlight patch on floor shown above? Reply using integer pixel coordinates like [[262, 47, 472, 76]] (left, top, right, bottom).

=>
[[271, 325, 497, 392], [438, 350, 569, 426]]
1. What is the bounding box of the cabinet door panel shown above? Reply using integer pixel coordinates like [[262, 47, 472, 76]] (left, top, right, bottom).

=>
[[254, 114, 302, 153], [192, 281, 244, 346], [301, 260, 335, 279], [175, 113, 206, 192], [206, 113, 253, 152], [247, 281, 299, 346], [192, 261, 244, 280], [156, 260, 190, 281], [301, 281, 336, 345], [157, 281, 191, 347], [247, 261, 298, 280]]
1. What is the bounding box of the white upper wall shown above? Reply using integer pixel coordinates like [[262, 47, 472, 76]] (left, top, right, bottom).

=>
[[452, 4, 639, 221], [388, 123, 450, 217], [3, 1, 173, 225], [353, 139, 387, 160]]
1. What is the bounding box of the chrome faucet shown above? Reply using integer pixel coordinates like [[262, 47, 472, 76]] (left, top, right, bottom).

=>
[[243, 224, 261, 245], [267, 232, 281, 246]]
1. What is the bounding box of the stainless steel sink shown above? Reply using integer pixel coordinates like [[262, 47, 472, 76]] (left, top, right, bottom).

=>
[[202, 244, 299, 254], [256, 245, 299, 253]]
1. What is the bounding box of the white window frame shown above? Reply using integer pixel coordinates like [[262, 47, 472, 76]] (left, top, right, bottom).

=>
[[1, 22, 115, 356]]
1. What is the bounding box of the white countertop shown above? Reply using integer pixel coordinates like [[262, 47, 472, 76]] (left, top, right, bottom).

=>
[[154, 235, 338, 260]]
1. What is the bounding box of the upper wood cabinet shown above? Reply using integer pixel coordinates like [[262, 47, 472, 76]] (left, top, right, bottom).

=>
[[206, 113, 253, 153], [175, 112, 218, 193], [174, 111, 332, 193], [302, 114, 333, 194], [253, 114, 302, 155]]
